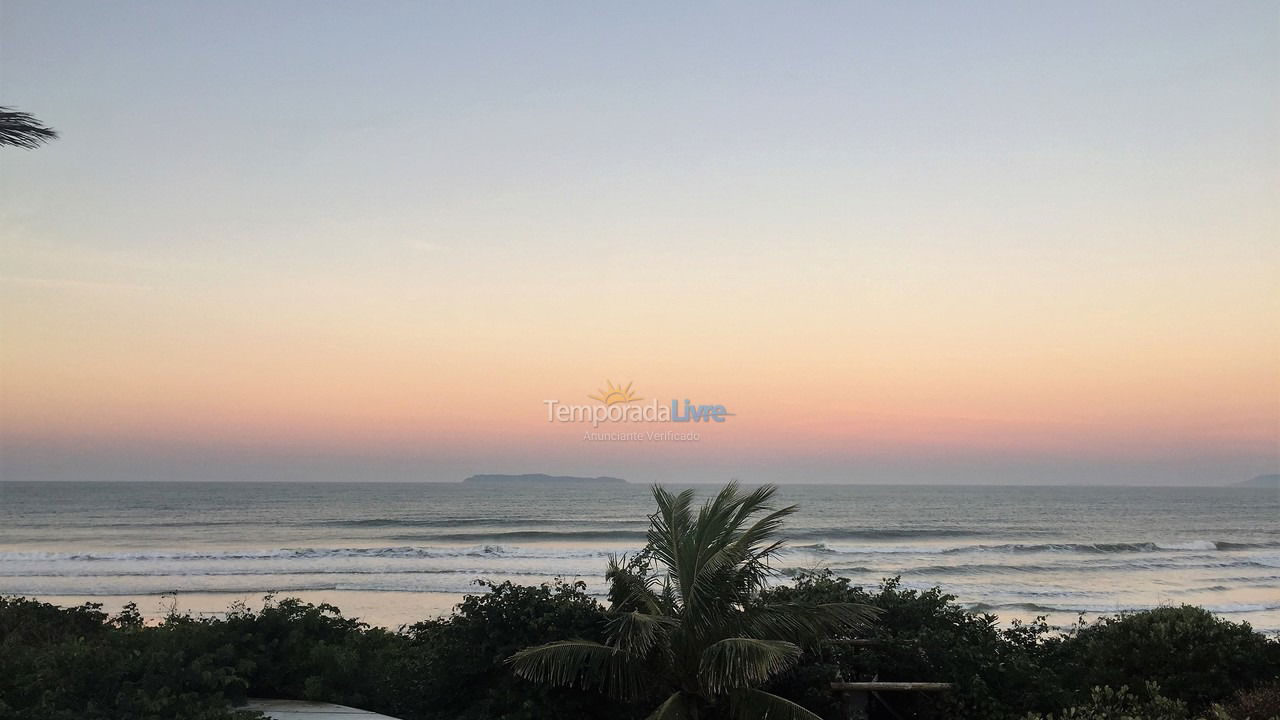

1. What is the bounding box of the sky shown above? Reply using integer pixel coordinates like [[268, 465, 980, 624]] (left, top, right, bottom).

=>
[[1, 1, 1277, 484]]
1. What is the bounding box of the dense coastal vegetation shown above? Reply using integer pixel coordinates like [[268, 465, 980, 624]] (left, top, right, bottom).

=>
[[3, 484, 1277, 720]]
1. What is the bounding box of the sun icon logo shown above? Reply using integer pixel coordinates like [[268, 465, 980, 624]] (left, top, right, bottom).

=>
[[589, 380, 642, 405]]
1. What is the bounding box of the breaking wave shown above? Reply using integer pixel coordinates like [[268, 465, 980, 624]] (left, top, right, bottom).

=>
[[793, 540, 1280, 556]]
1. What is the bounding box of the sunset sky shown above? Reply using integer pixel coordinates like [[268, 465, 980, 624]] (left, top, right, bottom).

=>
[[2, 1, 1277, 484]]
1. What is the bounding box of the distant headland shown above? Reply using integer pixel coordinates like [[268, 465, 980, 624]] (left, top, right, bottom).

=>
[[462, 473, 627, 484], [1234, 474, 1279, 488]]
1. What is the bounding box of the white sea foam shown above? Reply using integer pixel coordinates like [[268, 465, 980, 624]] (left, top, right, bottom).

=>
[[2, 482, 1277, 629]]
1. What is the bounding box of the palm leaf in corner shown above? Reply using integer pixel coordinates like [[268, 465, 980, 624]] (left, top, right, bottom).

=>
[[0, 107, 57, 149]]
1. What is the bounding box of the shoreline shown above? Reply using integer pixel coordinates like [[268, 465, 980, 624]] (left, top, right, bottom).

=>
[[22, 585, 1280, 635]]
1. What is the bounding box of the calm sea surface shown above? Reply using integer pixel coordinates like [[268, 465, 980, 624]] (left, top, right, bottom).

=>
[[1, 482, 1277, 631]]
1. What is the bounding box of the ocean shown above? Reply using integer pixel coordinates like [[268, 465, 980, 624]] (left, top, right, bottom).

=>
[[1, 481, 1277, 632]]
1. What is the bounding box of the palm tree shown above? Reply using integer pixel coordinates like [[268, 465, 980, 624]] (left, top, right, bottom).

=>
[[509, 482, 878, 719], [0, 106, 58, 149]]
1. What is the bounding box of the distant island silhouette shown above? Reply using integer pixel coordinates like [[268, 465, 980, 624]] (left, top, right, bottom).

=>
[[463, 473, 627, 484], [1234, 473, 1279, 488]]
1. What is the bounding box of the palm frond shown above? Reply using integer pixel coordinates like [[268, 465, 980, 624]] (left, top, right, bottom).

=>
[[606, 555, 665, 614], [721, 484, 784, 549], [674, 484, 797, 637], [648, 485, 697, 605], [0, 107, 57, 149], [510, 482, 882, 718], [697, 637, 801, 695], [646, 691, 700, 720], [507, 639, 647, 699], [719, 509, 795, 597], [739, 602, 880, 643], [607, 611, 679, 656], [727, 688, 824, 720]]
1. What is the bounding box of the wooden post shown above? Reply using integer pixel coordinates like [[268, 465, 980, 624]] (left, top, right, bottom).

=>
[[831, 682, 952, 692]]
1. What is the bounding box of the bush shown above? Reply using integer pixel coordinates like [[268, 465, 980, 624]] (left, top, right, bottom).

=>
[[1022, 682, 1191, 720], [0, 584, 633, 720], [0, 597, 257, 720], [1212, 681, 1280, 720], [403, 579, 641, 720], [760, 570, 1060, 720], [1046, 606, 1280, 712], [156, 595, 410, 712], [3, 583, 1277, 720]]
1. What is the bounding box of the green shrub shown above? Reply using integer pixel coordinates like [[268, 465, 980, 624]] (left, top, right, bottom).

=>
[[1, 585, 630, 720], [3, 584, 1277, 720], [1046, 606, 1280, 712], [403, 579, 641, 720], [1213, 680, 1280, 720], [0, 597, 258, 720], [760, 570, 1059, 719], [1022, 682, 1191, 720]]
